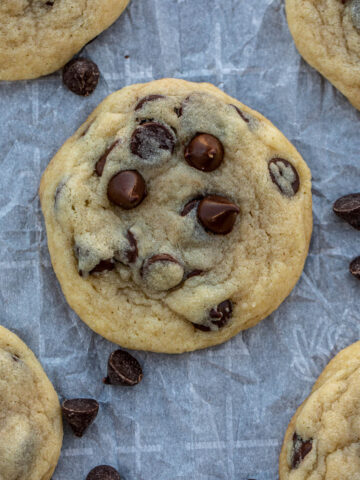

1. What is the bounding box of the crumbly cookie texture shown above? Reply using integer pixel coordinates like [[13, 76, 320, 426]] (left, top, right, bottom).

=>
[[0, 0, 129, 81], [286, 0, 360, 111], [279, 341, 360, 480], [39, 78, 312, 353], [0, 326, 63, 480]]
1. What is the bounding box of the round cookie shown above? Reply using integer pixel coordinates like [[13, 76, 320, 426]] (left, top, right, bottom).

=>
[[0, 326, 63, 480], [286, 0, 360, 111], [39, 78, 312, 353], [279, 341, 360, 480], [0, 0, 129, 81]]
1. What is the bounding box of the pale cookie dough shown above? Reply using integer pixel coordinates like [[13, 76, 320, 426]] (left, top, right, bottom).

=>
[[0, 326, 63, 480], [286, 0, 360, 111], [39, 78, 312, 353], [0, 0, 129, 81], [279, 341, 360, 480]]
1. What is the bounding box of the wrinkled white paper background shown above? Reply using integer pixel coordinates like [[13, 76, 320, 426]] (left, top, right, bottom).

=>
[[1, 0, 360, 478]]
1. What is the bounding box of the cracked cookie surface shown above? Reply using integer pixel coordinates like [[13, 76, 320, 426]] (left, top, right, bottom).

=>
[[0, 326, 63, 480], [0, 0, 129, 80], [39, 78, 312, 353], [286, 0, 360, 111], [279, 341, 360, 480]]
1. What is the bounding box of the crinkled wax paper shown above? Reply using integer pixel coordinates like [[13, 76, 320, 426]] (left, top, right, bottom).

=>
[[1, 0, 360, 479]]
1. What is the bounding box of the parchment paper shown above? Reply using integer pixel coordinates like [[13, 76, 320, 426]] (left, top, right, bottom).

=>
[[1, 0, 360, 478]]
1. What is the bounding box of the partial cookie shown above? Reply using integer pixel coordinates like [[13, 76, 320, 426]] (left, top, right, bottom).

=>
[[286, 0, 360, 111], [39, 78, 312, 353], [279, 341, 360, 479], [0, 0, 129, 81], [0, 326, 63, 480]]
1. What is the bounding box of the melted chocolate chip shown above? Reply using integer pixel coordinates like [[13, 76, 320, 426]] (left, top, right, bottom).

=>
[[95, 140, 120, 176], [141, 254, 180, 275], [86, 465, 123, 480], [181, 198, 202, 216], [103, 350, 143, 386], [268, 158, 300, 197], [193, 300, 233, 331], [333, 193, 360, 229], [184, 133, 224, 172], [125, 230, 138, 264], [107, 170, 147, 209], [141, 254, 184, 291], [135, 95, 165, 111], [197, 195, 240, 234], [62, 399, 99, 437], [350, 256, 360, 279], [130, 122, 175, 159], [62, 58, 100, 96], [90, 259, 115, 275], [291, 433, 312, 469], [186, 269, 204, 279], [351, 0, 360, 29], [230, 104, 250, 123]]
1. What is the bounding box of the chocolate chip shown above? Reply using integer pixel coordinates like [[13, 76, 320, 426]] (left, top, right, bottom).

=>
[[62, 398, 99, 437], [45, 0, 54, 5], [268, 158, 300, 197], [333, 193, 360, 229], [291, 433, 312, 469], [130, 122, 176, 159], [351, 0, 360, 29], [193, 300, 233, 331], [186, 269, 204, 279], [230, 104, 250, 123], [90, 259, 115, 275], [135, 95, 165, 111], [12, 354, 20, 362], [62, 58, 100, 96], [181, 198, 202, 216], [197, 195, 240, 234], [86, 465, 122, 480], [54, 181, 66, 207], [174, 106, 182, 117], [95, 141, 120, 176], [125, 230, 138, 264], [103, 350, 143, 386], [184, 133, 224, 172], [350, 256, 360, 279], [107, 170, 147, 209], [141, 254, 184, 291]]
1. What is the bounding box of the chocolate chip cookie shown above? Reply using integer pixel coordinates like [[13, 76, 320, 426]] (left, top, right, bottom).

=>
[[0, 0, 129, 81], [286, 0, 360, 111], [279, 341, 360, 479], [39, 78, 312, 353], [0, 326, 63, 480]]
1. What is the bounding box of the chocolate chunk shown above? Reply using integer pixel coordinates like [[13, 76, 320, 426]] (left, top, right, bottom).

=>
[[86, 465, 122, 480], [103, 350, 143, 386], [135, 95, 165, 111], [193, 300, 233, 331], [62, 58, 100, 96], [130, 122, 176, 159], [181, 198, 202, 216], [291, 433, 312, 469], [184, 133, 224, 172], [230, 104, 250, 123], [107, 170, 147, 209], [197, 195, 240, 234], [62, 398, 99, 437], [95, 140, 120, 176], [351, 0, 360, 29], [125, 230, 138, 264], [268, 158, 300, 197], [350, 256, 360, 279], [333, 193, 360, 229], [141, 254, 184, 291], [90, 259, 115, 275]]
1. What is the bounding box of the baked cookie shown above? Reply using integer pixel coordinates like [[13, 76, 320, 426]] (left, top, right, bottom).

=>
[[279, 341, 360, 480], [0, 326, 63, 480], [286, 0, 360, 111], [0, 0, 129, 81], [39, 78, 312, 353]]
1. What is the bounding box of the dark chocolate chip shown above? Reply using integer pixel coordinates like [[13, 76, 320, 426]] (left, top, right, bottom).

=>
[[181, 198, 202, 216], [186, 269, 204, 279], [197, 195, 240, 234], [135, 95, 165, 111], [45, 1, 54, 5], [141, 254, 180, 276], [174, 106, 182, 117], [62, 58, 100, 97], [333, 193, 360, 230], [95, 141, 120, 176], [268, 158, 300, 197], [184, 133, 224, 172], [350, 256, 360, 279], [62, 398, 99, 437], [107, 170, 147, 209], [103, 350, 143, 386], [193, 300, 233, 331], [130, 122, 175, 159], [230, 104, 250, 123], [90, 259, 115, 275], [291, 433, 312, 469], [125, 230, 138, 264], [351, 0, 360, 29], [86, 465, 122, 480]]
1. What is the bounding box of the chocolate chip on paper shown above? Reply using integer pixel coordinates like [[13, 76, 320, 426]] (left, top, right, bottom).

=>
[[62, 58, 100, 96], [350, 256, 360, 279], [62, 398, 99, 437], [103, 350, 143, 386], [86, 465, 123, 480], [333, 193, 360, 229]]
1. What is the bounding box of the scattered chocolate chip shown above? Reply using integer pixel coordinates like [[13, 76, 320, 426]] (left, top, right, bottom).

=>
[[184, 133, 224, 172], [124, 55, 130, 59], [135, 95, 165, 111], [62, 58, 100, 96], [351, 0, 360, 29], [62, 398, 99, 437], [95, 141, 120, 176], [86, 465, 122, 480], [125, 230, 138, 264], [193, 300, 233, 331], [103, 350, 143, 386], [333, 193, 360, 229], [107, 170, 147, 209], [230, 104, 250, 123], [268, 158, 300, 197], [197, 195, 240, 234], [181, 198, 202, 216], [291, 433, 312, 469], [130, 122, 175, 159], [90, 259, 115, 275], [350, 256, 360, 279]]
